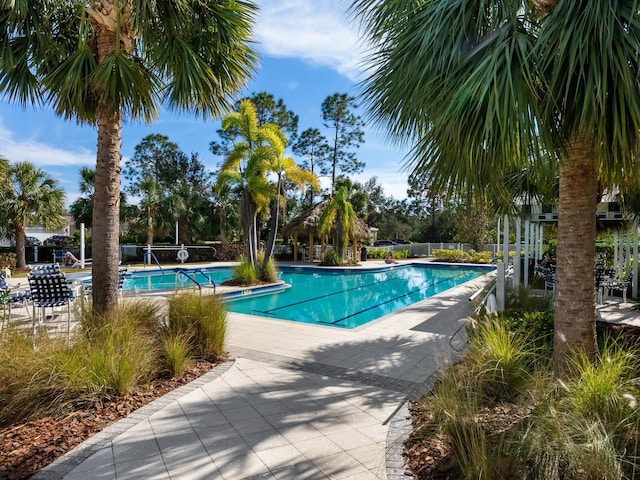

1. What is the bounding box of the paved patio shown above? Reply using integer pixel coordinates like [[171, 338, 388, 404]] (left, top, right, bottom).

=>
[[26, 262, 485, 480]]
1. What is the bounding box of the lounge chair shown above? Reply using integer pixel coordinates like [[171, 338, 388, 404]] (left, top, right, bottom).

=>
[[64, 251, 92, 269]]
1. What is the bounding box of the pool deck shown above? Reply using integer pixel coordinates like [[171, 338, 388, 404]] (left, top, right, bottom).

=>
[[19, 260, 640, 479]]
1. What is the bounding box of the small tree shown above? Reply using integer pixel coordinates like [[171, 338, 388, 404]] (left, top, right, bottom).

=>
[[292, 127, 330, 206], [319, 187, 357, 262]]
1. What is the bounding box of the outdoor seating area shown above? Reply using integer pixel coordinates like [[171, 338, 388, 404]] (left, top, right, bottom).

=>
[[0, 264, 86, 340]]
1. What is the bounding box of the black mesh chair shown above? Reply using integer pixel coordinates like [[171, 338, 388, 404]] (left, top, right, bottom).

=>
[[0, 286, 31, 331], [28, 264, 61, 276], [28, 273, 72, 342]]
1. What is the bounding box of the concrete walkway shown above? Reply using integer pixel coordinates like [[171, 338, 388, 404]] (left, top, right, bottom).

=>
[[31, 268, 486, 480]]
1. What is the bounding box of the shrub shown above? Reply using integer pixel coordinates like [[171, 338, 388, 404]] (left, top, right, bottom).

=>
[[84, 314, 158, 396], [520, 403, 623, 480], [167, 293, 227, 359], [0, 301, 163, 424], [321, 250, 341, 266], [467, 249, 493, 264], [432, 249, 493, 264]]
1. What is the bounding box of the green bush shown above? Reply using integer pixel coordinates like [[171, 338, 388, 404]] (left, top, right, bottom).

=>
[[565, 339, 640, 438], [432, 249, 493, 264], [414, 309, 640, 479], [0, 305, 159, 424], [85, 315, 158, 396], [320, 250, 341, 266], [167, 293, 227, 359]]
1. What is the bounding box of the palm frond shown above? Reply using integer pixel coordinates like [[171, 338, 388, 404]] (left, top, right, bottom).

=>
[[538, 1, 640, 183]]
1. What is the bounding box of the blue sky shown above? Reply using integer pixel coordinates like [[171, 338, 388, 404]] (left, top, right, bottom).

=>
[[0, 0, 411, 207]]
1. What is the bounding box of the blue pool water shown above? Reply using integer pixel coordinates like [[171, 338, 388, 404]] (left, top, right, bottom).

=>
[[226, 264, 492, 328], [123, 267, 233, 292], [125, 263, 492, 329]]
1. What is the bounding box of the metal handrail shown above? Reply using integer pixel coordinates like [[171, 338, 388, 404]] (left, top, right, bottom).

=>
[[192, 268, 216, 295], [144, 251, 163, 273], [176, 269, 201, 291]]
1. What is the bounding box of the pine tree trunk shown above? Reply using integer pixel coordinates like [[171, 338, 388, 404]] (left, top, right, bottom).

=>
[[553, 133, 598, 376]]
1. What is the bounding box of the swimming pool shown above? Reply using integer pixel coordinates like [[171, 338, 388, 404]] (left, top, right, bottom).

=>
[[123, 264, 492, 329], [123, 267, 233, 292], [225, 264, 492, 328]]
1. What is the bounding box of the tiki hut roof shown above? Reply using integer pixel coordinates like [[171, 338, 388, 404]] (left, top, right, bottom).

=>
[[281, 199, 372, 239]]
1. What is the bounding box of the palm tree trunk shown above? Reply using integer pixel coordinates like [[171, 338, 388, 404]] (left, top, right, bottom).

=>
[[89, 2, 123, 315], [146, 210, 154, 245], [264, 177, 283, 264], [92, 109, 122, 316], [240, 187, 257, 265], [553, 133, 598, 376], [15, 225, 26, 268], [218, 208, 227, 244]]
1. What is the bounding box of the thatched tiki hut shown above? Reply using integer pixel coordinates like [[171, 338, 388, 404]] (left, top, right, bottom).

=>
[[281, 199, 372, 262]]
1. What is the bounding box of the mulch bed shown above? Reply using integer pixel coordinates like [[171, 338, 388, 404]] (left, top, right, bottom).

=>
[[0, 360, 217, 480]]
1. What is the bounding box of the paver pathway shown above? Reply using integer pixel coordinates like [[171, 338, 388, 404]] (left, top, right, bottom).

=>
[[32, 270, 488, 480]]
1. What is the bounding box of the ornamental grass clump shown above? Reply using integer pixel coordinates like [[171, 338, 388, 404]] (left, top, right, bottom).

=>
[[0, 301, 162, 424], [563, 338, 640, 450], [233, 255, 259, 284], [466, 317, 537, 401], [160, 331, 192, 377], [425, 363, 519, 479], [167, 293, 227, 359], [520, 402, 623, 480]]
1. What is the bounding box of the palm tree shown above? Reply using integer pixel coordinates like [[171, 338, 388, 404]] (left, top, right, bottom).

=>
[[69, 166, 96, 229], [262, 125, 319, 266], [0, 1, 258, 315], [0, 161, 66, 268], [69, 166, 132, 230], [217, 100, 276, 266], [351, 0, 640, 375], [318, 186, 357, 262]]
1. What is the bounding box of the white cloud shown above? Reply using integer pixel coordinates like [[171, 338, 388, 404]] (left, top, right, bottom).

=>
[[254, 0, 366, 81], [0, 118, 95, 167]]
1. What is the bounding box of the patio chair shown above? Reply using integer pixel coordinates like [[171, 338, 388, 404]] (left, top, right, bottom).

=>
[[600, 274, 630, 304], [28, 263, 61, 275], [82, 267, 128, 298], [0, 275, 31, 331], [28, 272, 73, 342], [543, 267, 555, 294], [52, 249, 65, 264]]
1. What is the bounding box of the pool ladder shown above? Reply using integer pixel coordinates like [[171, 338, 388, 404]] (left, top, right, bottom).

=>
[[175, 268, 216, 295]]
